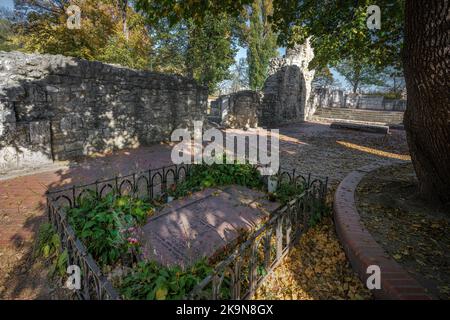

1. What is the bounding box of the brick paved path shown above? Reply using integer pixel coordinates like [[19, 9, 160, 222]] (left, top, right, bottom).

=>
[[0, 122, 410, 299]]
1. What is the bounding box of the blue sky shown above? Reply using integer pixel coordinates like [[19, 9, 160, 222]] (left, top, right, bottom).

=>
[[0, 0, 14, 10]]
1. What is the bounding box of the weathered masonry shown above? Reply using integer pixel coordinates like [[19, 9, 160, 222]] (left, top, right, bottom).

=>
[[0, 51, 207, 172], [210, 40, 317, 129]]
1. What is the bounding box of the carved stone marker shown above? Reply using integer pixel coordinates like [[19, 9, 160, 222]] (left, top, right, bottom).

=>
[[139, 185, 281, 267], [330, 121, 389, 134]]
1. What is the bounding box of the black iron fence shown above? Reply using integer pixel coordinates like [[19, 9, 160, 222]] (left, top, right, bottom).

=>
[[188, 170, 327, 299], [46, 163, 327, 300]]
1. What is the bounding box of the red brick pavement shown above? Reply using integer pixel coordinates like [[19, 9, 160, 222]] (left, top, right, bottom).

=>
[[0, 144, 173, 250]]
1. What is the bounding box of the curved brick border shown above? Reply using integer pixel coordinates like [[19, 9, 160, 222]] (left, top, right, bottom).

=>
[[334, 164, 434, 300]]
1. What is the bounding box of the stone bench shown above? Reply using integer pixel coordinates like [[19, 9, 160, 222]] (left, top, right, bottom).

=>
[[330, 121, 390, 134]]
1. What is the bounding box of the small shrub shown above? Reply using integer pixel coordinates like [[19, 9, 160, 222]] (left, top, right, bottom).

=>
[[309, 201, 332, 227], [272, 182, 306, 204], [67, 192, 154, 266], [170, 162, 264, 199], [35, 222, 60, 260], [119, 259, 213, 300], [35, 222, 68, 277]]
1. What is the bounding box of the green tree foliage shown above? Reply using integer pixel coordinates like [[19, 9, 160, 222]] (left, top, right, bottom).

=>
[[12, 0, 151, 69], [240, 0, 278, 90], [185, 13, 238, 92], [335, 57, 384, 93], [0, 18, 18, 51], [10, 1, 238, 91], [271, 0, 404, 71], [229, 58, 250, 93], [134, 1, 403, 72], [312, 66, 334, 88], [140, 9, 238, 93], [135, 0, 253, 26], [148, 20, 188, 74]]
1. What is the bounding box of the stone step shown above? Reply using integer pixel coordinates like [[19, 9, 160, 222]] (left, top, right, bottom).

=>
[[315, 108, 404, 115], [310, 116, 405, 130], [313, 107, 404, 125], [314, 111, 404, 119]]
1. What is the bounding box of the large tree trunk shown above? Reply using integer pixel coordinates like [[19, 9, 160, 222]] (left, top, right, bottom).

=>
[[403, 0, 450, 205]]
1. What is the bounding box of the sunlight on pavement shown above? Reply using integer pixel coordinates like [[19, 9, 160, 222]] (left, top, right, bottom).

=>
[[336, 141, 411, 161]]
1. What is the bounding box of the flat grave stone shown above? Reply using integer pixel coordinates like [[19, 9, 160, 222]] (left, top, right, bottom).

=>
[[139, 185, 281, 267], [330, 121, 389, 134]]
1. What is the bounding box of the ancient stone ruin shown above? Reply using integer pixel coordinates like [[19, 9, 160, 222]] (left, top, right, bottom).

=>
[[310, 87, 407, 112], [260, 39, 316, 126], [0, 46, 407, 172], [210, 39, 316, 128], [210, 90, 261, 129], [209, 38, 406, 130], [0, 51, 207, 172]]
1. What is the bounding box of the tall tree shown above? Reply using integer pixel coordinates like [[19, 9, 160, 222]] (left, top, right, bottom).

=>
[[241, 0, 278, 90], [230, 57, 250, 92], [378, 67, 406, 98], [0, 8, 18, 51], [117, 0, 129, 40], [185, 13, 238, 92], [403, 0, 450, 204], [138, 5, 238, 93], [312, 66, 334, 89], [335, 57, 384, 93], [148, 20, 188, 74], [272, 0, 449, 205], [271, 0, 404, 71], [12, 0, 151, 69], [135, 0, 252, 26]]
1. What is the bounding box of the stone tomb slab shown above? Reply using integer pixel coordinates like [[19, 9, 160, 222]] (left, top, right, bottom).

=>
[[139, 185, 281, 267]]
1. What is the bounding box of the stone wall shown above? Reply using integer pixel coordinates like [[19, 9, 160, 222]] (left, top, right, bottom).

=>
[[209, 40, 315, 128], [0, 51, 207, 172], [310, 87, 406, 112], [212, 90, 260, 129], [260, 39, 315, 126]]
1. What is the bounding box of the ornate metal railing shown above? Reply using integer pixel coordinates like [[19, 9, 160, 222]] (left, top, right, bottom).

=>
[[46, 163, 327, 300]]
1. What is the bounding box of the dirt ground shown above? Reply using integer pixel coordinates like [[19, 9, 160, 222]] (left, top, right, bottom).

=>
[[357, 163, 450, 299]]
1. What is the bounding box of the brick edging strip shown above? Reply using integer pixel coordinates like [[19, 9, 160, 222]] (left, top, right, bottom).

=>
[[333, 164, 435, 300]]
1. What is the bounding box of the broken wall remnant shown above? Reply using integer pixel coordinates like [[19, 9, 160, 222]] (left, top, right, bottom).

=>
[[260, 39, 316, 127], [309, 87, 407, 112], [215, 90, 260, 129]]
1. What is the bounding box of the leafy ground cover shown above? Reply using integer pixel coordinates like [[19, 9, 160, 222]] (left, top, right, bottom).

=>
[[68, 192, 155, 266], [357, 163, 450, 299], [255, 217, 373, 300]]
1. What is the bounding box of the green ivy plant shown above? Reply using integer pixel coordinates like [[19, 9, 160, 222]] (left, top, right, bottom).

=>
[[271, 181, 306, 205], [35, 222, 68, 277], [67, 191, 155, 266], [119, 259, 214, 300], [169, 161, 264, 200]]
